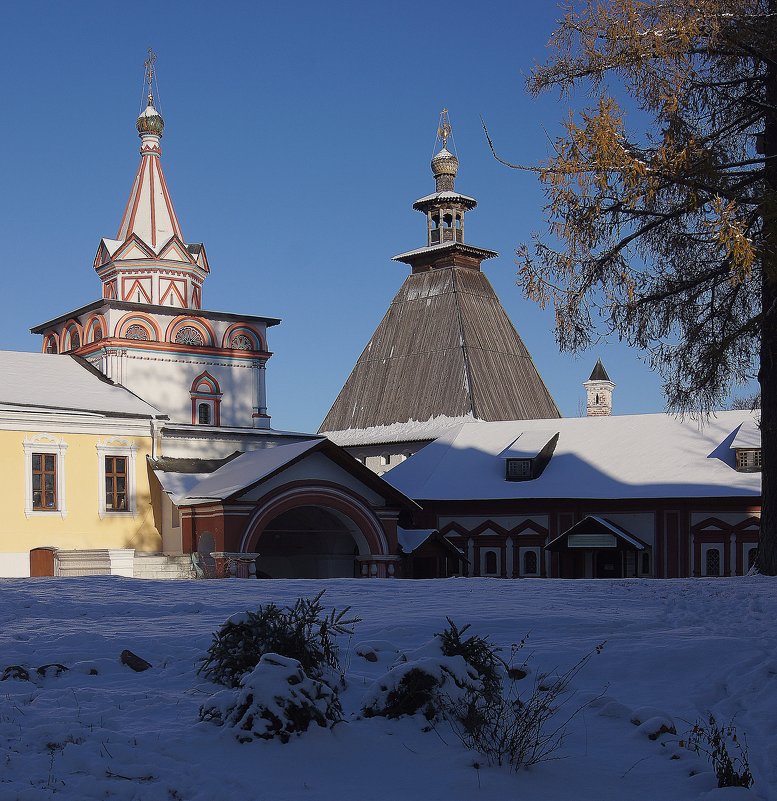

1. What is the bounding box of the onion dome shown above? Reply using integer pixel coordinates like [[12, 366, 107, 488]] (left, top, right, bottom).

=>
[[431, 146, 459, 179], [137, 96, 164, 137]]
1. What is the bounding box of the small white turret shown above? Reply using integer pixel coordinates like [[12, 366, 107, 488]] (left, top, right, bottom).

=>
[[584, 359, 614, 416]]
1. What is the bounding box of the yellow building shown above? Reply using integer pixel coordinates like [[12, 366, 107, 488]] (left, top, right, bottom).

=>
[[0, 351, 165, 577]]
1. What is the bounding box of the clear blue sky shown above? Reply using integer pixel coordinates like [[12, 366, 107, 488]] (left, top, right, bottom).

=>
[[0, 1, 757, 432]]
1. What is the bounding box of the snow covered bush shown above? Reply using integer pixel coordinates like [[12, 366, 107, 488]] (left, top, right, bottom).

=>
[[198, 591, 359, 688], [199, 653, 343, 744], [683, 715, 753, 788], [362, 619, 504, 722], [364, 621, 602, 772]]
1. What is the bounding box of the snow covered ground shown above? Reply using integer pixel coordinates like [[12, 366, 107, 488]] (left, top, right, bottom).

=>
[[0, 576, 774, 801]]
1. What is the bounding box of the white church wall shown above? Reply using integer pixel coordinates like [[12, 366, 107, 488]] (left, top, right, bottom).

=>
[[0, 553, 31, 577], [118, 354, 256, 427]]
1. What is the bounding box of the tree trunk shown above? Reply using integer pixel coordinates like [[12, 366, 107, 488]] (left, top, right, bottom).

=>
[[758, 0, 777, 574]]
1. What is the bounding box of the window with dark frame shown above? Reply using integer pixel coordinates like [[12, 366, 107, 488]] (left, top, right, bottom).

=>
[[32, 453, 57, 511], [484, 550, 498, 574], [706, 548, 721, 577], [104, 455, 128, 512], [198, 403, 211, 425], [523, 550, 538, 575]]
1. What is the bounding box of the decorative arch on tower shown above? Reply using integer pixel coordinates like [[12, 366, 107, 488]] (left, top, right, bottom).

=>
[[61, 320, 84, 352], [221, 324, 266, 352], [190, 371, 222, 426], [84, 315, 107, 345], [167, 316, 215, 347], [42, 332, 59, 355], [115, 312, 161, 342]]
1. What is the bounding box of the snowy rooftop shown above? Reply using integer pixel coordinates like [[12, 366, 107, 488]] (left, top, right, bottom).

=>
[[386, 410, 762, 500], [499, 430, 559, 460], [153, 471, 211, 505], [396, 527, 436, 554], [323, 414, 480, 447], [412, 190, 477, 206], [392, 241, 498, 262], [0, 351, 162, 418], [731, 418, 761, 449], [181, 440, 322, 502]]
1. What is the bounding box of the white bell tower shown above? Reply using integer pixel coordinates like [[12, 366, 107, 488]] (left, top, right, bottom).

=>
[[584, 359, 614, 416]]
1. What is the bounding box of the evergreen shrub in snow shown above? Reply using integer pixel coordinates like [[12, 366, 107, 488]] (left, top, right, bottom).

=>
[[364, 620, 602, 771], [362, 619, 504, 722], [198, 591, 359, 688], [199, 653, 342, 743]]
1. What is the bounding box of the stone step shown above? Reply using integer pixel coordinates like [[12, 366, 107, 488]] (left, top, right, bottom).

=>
[[133, 555, 193, 580]]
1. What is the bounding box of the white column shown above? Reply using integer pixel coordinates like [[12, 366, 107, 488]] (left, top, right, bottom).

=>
[[252, 359, 269, 429]]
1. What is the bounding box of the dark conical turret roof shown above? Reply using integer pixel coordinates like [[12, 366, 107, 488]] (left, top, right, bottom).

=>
[[319, 266, 560, 437], [588, 358, 611, 382]]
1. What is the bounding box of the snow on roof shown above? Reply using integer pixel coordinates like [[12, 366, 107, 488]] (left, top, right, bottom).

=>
[[731, 418, 761, 449], [386, 411, 762, 501], [391, 241, 498, 262], [0, 352, 161, 418], [323, 414, 479, 447], [412, 190, 477, 205], [397, 528, 436, 554], [100, 238, 124, 257], [587, 515, 647, 549], [181, 440, 321, 502], [499, 430, 558, 460], [153, 470, 211, 505]]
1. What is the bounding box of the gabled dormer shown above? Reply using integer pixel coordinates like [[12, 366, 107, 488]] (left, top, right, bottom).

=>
[[731, 419, 762, 472], [500, 430, 559, 481]]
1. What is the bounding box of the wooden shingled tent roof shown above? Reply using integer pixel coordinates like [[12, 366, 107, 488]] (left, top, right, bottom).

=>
[[321, 114, 560, 440], [319, 264, 560, 435]]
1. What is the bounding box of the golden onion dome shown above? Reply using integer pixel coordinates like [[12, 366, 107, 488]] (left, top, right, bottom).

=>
[[137, 99, 164, 137], [431, 146, 459, 179]]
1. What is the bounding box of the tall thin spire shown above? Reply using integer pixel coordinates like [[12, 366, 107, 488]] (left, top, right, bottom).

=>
[[144, 47, 156, 107], [116, 50, 182, 249]]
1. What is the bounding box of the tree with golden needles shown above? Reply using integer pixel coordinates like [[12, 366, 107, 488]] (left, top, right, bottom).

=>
[[487, 0, 777, 573]]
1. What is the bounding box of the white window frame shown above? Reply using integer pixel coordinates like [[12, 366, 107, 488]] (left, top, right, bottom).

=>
[[701, 543, 723, 577], [519, 546, 541, 576], [97, 439, 138, 518], [23, 434, 68, 518], [480, 547, 501, 576], [743, 544, 758, 573]]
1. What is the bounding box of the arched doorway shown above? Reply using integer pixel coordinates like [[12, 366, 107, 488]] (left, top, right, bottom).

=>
[[255, 505, 367, 579]]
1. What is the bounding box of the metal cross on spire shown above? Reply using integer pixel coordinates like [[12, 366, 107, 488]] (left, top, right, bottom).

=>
[[144, 48, 157, 106], [437, 109, 452, 149]]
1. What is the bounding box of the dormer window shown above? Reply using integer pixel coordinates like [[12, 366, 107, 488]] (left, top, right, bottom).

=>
[[506, 459, 532, 481], [501, 431, 559, 482], [736, 448, 762, 472], [730, 419, 761, 472]]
